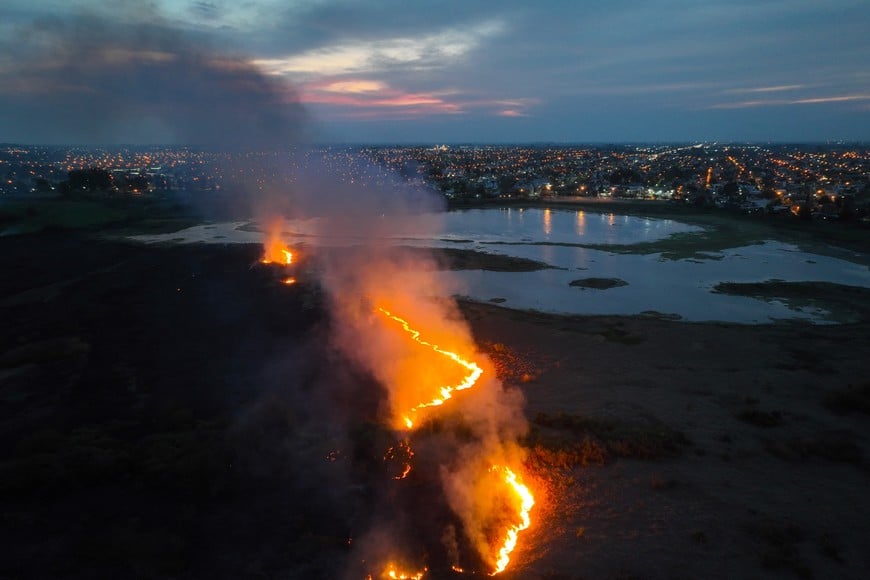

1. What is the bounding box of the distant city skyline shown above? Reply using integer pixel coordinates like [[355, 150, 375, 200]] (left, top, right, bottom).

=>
[[2, 0, 869, 145]]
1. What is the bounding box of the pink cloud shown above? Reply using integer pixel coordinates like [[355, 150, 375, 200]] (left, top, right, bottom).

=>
[[300, 78, 463, 117], [299, 78, 536, 120], [710, 94, 870, 109]]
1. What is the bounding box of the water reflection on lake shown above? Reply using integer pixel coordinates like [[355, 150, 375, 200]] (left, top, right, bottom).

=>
[[447, 241, 869, 323], [133, 207, 870, 324], [439, 207, 701, 244]]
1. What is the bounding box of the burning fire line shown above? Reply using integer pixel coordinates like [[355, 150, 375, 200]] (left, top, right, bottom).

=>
[[258, 231, 534, 576], [489, 466, 535, 576], [377, 308, 483, 430], [374, 307, 534, 577]]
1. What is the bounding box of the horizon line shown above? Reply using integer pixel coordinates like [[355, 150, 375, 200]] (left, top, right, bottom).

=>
[[3, 140, 869, 149]]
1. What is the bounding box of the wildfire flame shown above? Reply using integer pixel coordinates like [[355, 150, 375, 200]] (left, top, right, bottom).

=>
[[489, 466, 535, 575], [382, 564, 427, 580], [377, 308, 482, 430], [261, 244, 293, 265], [261, 192, 534, 577], [261, 220, 294, 265], [374, 307, 534, 577], [267, 279, 535, 577]]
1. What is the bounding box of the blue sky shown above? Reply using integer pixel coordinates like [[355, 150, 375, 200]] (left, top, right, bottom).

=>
[[2, 0, 868, 143]]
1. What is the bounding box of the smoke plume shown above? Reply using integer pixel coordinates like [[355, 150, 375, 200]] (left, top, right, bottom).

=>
[[5, 3, 535, 575], [0, 4, 308, 147], [284, 161, 532, 577]]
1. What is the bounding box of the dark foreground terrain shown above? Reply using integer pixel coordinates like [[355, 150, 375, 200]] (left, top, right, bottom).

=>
[[2, 233, 869, 579], [0, 235, 361, 578]]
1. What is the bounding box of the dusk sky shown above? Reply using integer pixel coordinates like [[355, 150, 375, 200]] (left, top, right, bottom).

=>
[[2, 0, 869, 144]]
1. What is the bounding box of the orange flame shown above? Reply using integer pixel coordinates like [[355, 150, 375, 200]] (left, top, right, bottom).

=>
[[382, 564, 427, 579], [384, 439, 415, 480], [282, 276, 297, 285], [268, 294, 535, 574], [374, 307, 534, 575], [261, 221, 294, 265], [261, 244, 293, 265], [377, 307, 483, 430], [489, 466, 535, 575]]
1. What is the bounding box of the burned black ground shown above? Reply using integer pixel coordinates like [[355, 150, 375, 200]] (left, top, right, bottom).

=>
[[0, 234, 369, 579]]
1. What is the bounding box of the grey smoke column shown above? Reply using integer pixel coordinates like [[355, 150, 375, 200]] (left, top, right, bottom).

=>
[[0, 7, 308, 147]]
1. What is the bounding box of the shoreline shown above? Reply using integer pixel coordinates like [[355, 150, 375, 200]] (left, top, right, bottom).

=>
[[448, 196, 870, 256], [125, 235, 870, 325], [113, 204, 870, 326]]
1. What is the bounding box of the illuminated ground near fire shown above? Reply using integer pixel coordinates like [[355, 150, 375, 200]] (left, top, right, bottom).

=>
[[260, 233, 535, 578]]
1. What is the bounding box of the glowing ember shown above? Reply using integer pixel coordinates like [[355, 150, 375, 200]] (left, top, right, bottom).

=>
[[377, 308, 483, 429], [384, 439, 415, 480], [489, 466, 535, 575], [383, 564, 427, 579], [282, 276, 297, 285]]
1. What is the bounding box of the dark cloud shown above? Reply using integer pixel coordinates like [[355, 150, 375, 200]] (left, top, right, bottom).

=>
[[3, 0, 868, 143], [299, 0, 869, 142], [0, 6, 308, 146]]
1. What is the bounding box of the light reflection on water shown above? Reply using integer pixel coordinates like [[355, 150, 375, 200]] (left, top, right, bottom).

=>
[[447, 241, 869, 323], [439, 208, 699, 245], [132, 207, 870, 324]]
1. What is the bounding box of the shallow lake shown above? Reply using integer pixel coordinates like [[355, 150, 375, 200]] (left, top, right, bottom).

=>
[[133, 207, 870, 324]]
